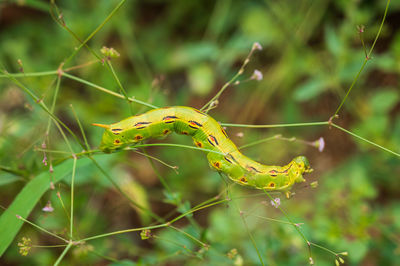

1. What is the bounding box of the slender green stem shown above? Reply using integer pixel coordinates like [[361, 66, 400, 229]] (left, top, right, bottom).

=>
[[263, 190, 313, 261], [62, 72, 158, 109], [333, 0, 391, 116], [201, 71, 242, 113], [133, 150, 179, 173], [200, 43, 259, 113], [141, 148, 173, 194], [50, 0, 127, 67], [70, 104, 91, 151], [152, 235, 196, 256], [248, 213, 303, 226], [0, 70, 58, 78], [53, 242, 73, 266], [70, 156, 77, 239], [46, 76, 61, 133], [331, 123, 400, 157], [309, 242, 338, 257], [32, 244, 68, 248], [80, 224, 167, 242], [169, 225, 207, 247], [80, 198, 228, 242], [126, 143, 225, 155], [333, 58, 368, 116], [168, 199, 228, 224], [16, 216, 68, 243], [0, 165, 27, 177], [56, 190, 71, 222], [1, 69, 85, 150], [88, 156, 164, 222], [367, 0, 391, 58], [238, 135, 280, 151], [221, 121, 328, 128], [228, 188, 264, 265], [107, 61, 134, 115]]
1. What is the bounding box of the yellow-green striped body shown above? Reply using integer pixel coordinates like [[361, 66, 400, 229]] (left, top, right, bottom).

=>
[[96, 106, 312, 195]]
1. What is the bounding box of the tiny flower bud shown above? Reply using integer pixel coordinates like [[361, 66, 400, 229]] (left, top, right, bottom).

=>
[[42, 201, 54, 212], [252, 42, 263, 51], [251, 69, 263, 81], [42, 154, 48, 166], [140, 229, 151, 240], [314, 137, 325, 152], [271, 198, 280, 208], [236, 132, 244, 138], [310, 181, 318, 188], [100, 46, 120, 59]]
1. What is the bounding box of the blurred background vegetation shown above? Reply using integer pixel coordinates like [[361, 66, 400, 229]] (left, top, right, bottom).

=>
[[0, 0, 399, 265]]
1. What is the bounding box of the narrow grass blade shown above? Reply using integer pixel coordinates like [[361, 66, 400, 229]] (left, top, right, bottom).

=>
[[0, 158, 91, 256]]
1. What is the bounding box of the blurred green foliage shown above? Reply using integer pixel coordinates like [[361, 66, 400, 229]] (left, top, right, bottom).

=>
[[1, 0, 400, 265]]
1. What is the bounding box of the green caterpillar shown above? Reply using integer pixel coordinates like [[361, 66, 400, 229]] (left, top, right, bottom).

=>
[[94, 106, 312, 197]]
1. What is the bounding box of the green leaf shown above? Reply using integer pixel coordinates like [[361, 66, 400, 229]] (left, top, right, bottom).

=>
[[0, 173, 21, 186], [0, 157, 91, 256], [293, 77, 326, 102], [369, 90, 399, 114]]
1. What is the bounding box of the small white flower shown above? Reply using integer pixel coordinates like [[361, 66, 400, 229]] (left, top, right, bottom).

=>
[[251, 70, 263, 81], [42, 201, 54, 212], [252, 42, 263, 51], [236, 132, 244, 138], [270, 198, 280, 208], [315, 137, 325, 152]]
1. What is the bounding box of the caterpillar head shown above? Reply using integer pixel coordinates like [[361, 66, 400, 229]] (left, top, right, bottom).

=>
[[291, 155, 312, 183], [293, 156, 312, 172], [93, 123, 124, 153]]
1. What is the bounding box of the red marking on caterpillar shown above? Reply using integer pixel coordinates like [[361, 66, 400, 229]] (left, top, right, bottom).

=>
[[135, 122, 151, 129], [188, 120, 202, 129], [247, 166, 262, 173], [208, 135, 218, 145], [163, 116, 178, 123]]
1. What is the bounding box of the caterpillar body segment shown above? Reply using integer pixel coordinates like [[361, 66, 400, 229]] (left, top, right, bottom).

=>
[[94, 106, 312, 194]]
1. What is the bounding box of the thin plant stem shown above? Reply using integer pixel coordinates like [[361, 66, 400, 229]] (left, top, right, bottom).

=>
[[56, 190, 71, 222], [238, 135, 281, 151], [107, 61, 134, 115], [53, 242, 73, 266], [32, 244, 68, 248], [248, 213, 304, 226], [263, 190, 313, 262], [80, 224, 167, 242], [50, 0, 127, 68], [169, 225, 207, 248], [200, 43, 260, 113], [88, 156, 164, 222], [126, 143, 225, 155], [331, 123, 400, 157], [228, 188, 264, 265], [221, 121, 328, 128], [70, 104, 91, 151], [16, 216, 68, 243], [133, 150, 179, 173], [0, 70, 58, 78], [70, 156, 77, 239], [62, 72, 158, 109], [333, 0, 391, 116]]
